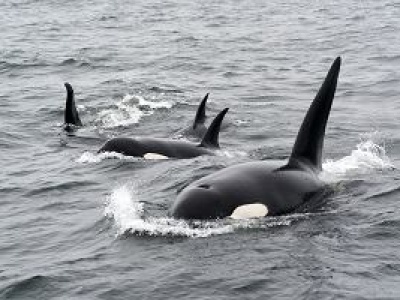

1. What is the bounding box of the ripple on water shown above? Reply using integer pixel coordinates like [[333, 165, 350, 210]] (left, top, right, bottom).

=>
[[0, 275, 60, 299]]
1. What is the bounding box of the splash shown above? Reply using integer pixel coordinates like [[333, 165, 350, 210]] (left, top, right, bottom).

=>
[[96, 94, 173, 128], [104, 185, 291, 238], [97, 104, 145, 128], [321, 140, 393, 182], [76, 151, 138, 164], [234, 119, 250, 126], [137, 95, 172, 109], [215, 149, 248, 159], [77, 104, 86, 111]]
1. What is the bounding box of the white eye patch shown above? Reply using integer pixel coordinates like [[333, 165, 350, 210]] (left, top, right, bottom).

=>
[[230, 203, 268, 220], [143, 153, 169, 160]]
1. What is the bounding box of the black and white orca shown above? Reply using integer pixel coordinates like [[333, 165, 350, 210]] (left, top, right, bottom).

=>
[[171, 57, 341, 219], [98, 108, 229, 159]]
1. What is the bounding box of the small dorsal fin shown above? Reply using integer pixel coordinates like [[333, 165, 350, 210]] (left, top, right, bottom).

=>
[[64, 82, 83, 126], [288, 57, 341, 171], [193, 93, 209, 129], [200, 108, 229, 148]]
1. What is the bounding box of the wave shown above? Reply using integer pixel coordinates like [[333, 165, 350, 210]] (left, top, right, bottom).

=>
[[60, 58, 82, 66], [321, 140, 393, 182], [59, 56, 112, 68], [0, 60, 50, 72], [0, 275, 55, 299], [105, 185, 294, 238], [148, 86, 183, 94], [95, 94, 173, 128]]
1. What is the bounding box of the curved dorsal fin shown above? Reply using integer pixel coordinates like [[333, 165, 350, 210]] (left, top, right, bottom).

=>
[[288, 57, 341, 171], [200, 108, 229, 148], [64, 82, 83, 126], [193, 93, 209, 129]]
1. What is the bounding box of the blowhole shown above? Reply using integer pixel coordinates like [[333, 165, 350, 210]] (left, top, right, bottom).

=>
[[198, 184, 210, 189]]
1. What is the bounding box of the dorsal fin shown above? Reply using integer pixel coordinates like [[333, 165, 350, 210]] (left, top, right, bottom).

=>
[[64, 82, 83, 126], [200, 108, 229, 148], [193, 93, 209, 129], [288, 57, 341, 171]]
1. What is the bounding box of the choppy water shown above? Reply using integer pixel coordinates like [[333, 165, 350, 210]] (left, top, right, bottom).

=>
[[1, 0, 400, 299]]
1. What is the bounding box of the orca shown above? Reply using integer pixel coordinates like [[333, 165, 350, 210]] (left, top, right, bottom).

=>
[[185, 93, 209, 138], [171, 57, 341, 220], [63, 83, 83, 133], [98, 108, 229, 159]]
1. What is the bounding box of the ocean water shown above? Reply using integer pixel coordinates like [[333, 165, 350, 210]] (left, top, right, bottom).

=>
[[1, 0, 400, 299]]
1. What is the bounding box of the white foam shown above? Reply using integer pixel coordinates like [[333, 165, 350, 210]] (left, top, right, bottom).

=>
[[76, 151, 137, 164], [96, 94, 173, 128], [104, 185, 291, 238], [137, 95, 172, 109], [234, 119, 250, 125], [97, 105, 145, 128], [215, 149, 248, 159], [321, 140, 393, 182]]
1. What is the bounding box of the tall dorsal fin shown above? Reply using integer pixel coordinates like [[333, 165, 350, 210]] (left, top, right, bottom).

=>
[[288, 57, 341, 171], [193, 93, 209, 129], [200, 108, 229, 148], [64, 82, 83, 126]]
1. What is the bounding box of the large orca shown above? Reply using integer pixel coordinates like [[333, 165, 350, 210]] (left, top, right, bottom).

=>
[[171, 57, 341, 220], [98, 108, 229, 159], [63, 82, 83, 133]]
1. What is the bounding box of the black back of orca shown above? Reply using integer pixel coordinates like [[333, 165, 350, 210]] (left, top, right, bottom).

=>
[[171, 57, 341, 220], [99, 108, 229, 159], [64, 83, 82, 132]]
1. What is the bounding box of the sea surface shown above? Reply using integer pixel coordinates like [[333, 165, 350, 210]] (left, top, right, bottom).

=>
[[1, 0, 400, 299]]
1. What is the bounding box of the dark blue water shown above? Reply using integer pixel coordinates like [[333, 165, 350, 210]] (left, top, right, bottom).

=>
[[2, 0, 400, 299]]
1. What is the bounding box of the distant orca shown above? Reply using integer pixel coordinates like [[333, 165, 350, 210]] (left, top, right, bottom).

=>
[[171, 57, 341, 220], [63, 82, 83, 133], [98, 108, 229, 159], [185, 93, 209, 138]]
